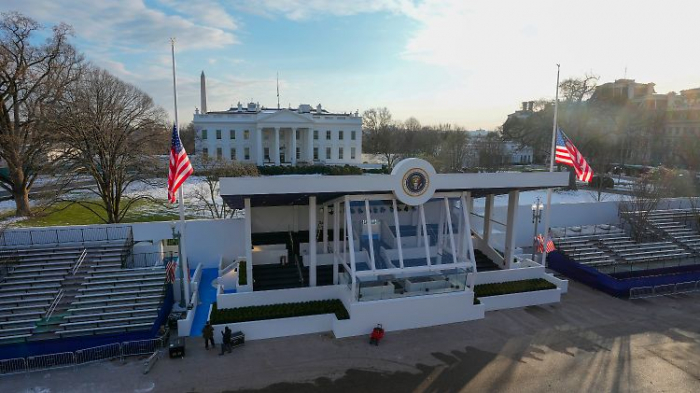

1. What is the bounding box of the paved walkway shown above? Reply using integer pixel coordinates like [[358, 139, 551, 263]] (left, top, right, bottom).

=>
[[3, 281, 700, 393]]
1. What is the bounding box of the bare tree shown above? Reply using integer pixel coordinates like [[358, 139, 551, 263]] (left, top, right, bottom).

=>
[[50, 67, 166, 223], [403, 117, 421, 132], [0, 12, 82, 216], [362, 107, 404, 169], [559, 73, 599, 103], [189, 157, 259, 218], [619, 173, 665, 241]]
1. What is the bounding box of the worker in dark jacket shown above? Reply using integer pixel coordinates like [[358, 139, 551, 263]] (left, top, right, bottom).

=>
[[202, 321, 215, 350], [220, 326, 232, 355]]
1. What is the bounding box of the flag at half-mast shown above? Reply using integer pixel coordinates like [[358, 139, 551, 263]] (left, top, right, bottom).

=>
[[167, 124, 194, 203], [555, 128, 593, 182]]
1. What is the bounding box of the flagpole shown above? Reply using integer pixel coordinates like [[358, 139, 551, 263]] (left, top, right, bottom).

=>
[[540, 64, 560, 267], [170, 38, 191, 306]]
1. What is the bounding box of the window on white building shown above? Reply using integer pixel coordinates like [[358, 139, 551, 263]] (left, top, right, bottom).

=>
[[230, 130, 235, 139], [296, 147, 301, 160], [264, 147, 270, 161], [314, 130, 319, 140], [339, 131, 344, 140], [326, 147, 331, 160], [202, 147, 208, 158], [338, 147, 343, 160], [351, 147, 356, 160], [216, 130, 222, 140], [351, 130, 356, 140], [216, 147, 222, 158], [313, 147, 319, 160], [326, 130, 331, 140], [295, 130, 300, 140], [230, 148, 236, 160], [244, 130, 250, 140], [202, 129, 208, 140], [244, 147, 250, 160]]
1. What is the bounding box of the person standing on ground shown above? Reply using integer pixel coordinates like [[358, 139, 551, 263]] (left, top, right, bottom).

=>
[[202, 321, 215, 350], [220, 326, 232, 355]]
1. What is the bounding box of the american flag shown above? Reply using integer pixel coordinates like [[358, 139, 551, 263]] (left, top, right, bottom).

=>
[[165, 260, 177, 283], [555, 129, 593, 183], [536, 234, 556, 253], [167, 124, 194, 203]]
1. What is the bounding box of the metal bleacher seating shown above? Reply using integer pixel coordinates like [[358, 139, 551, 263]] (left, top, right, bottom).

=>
[[555, 221, 695, 270], [647, 209, 700, 253], [0, 227, 167, 343]]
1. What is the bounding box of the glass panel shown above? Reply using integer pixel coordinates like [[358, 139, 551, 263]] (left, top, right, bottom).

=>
[[356, 269, 467, 301]]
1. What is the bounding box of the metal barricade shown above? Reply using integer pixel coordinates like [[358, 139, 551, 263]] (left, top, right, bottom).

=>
[[629, 286, 654, 299], [26, 352, 75, 372], [674, 281, 698, 294], [654, 284, 676, 296], [121, 337, 163, 358], [0, 357, 27, 376], [75, 343, 122, 365]]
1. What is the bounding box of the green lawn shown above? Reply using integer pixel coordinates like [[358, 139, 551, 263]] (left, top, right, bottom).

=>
[[3, 200, 196, 227]]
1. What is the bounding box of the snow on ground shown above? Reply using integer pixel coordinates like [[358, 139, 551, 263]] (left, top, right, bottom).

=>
[[472, 189, 623, 209]]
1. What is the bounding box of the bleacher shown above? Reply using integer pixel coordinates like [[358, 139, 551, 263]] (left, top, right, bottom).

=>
[[0, 227, 167, 344], [554, 223, 695, 271], [647, 209, 700, 253]]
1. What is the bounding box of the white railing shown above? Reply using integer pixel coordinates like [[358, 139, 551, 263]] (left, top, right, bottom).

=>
[[45, 289, 64, 320], [72, 248, 88, 275]]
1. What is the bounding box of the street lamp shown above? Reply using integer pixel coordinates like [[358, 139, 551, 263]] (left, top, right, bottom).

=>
[[531, 197, 544, 260], [170, 221, 186, 308]]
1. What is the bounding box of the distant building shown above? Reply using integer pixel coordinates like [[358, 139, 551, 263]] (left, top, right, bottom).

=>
[[464, 130, 533, 167], [193, 72, 362, 166]]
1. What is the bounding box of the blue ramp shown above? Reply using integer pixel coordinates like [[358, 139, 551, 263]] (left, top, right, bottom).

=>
[[190, 268, 219, 337]]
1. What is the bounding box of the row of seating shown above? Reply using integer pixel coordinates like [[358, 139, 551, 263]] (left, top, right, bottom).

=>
[[647, 211, 700, 253], [58, 265, 166, 337], [0, 240, 133, 342]]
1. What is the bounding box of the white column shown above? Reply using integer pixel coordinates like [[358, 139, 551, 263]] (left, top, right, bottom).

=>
[[461, 192, 477, 288], [333, 201, 340, 284], [345, 197, 357, 300], [291, 128, 297, 165], [364, 199, 376, 270], [256, 128, 263, 165], [274, 127, 280, 165], [244, 198, 254, 290], [323, 204, 328, 253], [307, 128, 314, 162], [419, 205, 431, 266], [309, 196, 317, 286], [504, 190, 520, 269], [444, 198, 458, 264], [392, 199, 404, 269], [483, 194, 494, 245], [436, 201, 445, 265]]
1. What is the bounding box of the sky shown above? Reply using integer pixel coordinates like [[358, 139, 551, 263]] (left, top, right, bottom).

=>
[[4, 0, 700, 129]]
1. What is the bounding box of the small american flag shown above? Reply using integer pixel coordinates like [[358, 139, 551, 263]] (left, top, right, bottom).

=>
[[555, 129, 593, 183], [536, 234, 556, 253], [165, 260, 177, 283], [167, 124, 194, 203]]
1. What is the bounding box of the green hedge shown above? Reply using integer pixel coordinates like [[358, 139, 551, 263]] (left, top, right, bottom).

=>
[[210, 299, 350, 324], [474, 279, 556, 298], [238, 261, 247, 286]]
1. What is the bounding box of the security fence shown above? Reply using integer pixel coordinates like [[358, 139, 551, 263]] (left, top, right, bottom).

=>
[[0, 332, 169, 377], [629, 280, 700, 299]]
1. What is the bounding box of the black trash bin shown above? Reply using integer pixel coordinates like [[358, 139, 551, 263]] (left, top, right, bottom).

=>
[[169, 337, 186, 358], [231, 331, 245, 349]]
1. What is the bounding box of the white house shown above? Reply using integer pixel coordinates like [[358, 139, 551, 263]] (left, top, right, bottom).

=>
[[193, 72, 362, 166]]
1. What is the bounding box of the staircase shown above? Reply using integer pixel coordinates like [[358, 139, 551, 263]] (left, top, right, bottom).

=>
[[253, 264, 304, 291], [474, 250, 499, 272]]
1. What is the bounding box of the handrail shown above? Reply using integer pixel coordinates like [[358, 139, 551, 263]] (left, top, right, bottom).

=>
[[220, 259, 239, 276], [295, 254, 305, 286], [72, 249, 88, 275], [45, 289, 64, 320]]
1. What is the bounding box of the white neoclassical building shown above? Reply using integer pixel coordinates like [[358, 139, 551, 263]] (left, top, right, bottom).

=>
[[193, 72, 362, 166]]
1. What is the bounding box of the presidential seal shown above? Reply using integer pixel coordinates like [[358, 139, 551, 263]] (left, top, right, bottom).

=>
[[402, 168, 429, 197]]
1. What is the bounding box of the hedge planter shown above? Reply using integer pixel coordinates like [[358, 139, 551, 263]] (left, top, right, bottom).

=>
[[474, 279, 560, 312], [210, 299, 349, 325]]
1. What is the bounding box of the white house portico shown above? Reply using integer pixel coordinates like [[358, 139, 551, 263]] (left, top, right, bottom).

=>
[[193, 72, 362, 166]]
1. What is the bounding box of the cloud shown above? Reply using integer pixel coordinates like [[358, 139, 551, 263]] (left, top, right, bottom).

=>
[[232, 0, 407, 21]]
